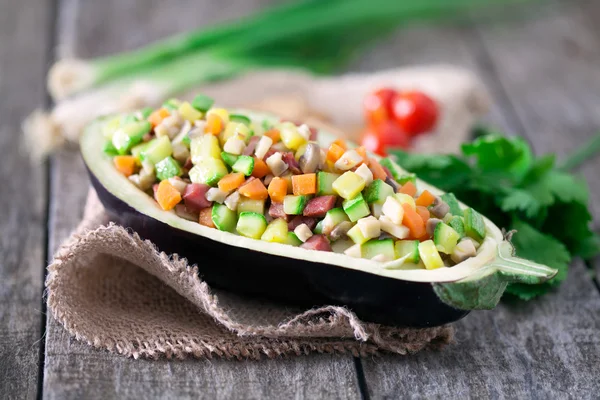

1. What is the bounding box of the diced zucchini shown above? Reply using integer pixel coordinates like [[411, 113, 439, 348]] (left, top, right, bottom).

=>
[[141, 136, 172, 165], [103, 140, 119, 156], [219, 122, 250, 146], [131, 141, 152, 160], [362, 239, 395, 261], [178, 102, 203, 122], [395, 240, 420, 263], [463, 207, 486, 241], [236, 212, 267, 239], [279, 122, 307, 150], [379, 158, 409, 181], [394, 193, 416, 209], [111, 121, 151, 155], [261, 218, 288, 243], [191, 134, 221, 163], [162, 98, 181, 111], [441, 193, 462, 216], [314, 220, 324, 234], [283, 195, 308, 215], [221, 151, 239, 168], [237, 198, 265, 215], [322, 208, 350, 235], [342, 194, 370, 222], [211, 203, 237, 232], [230, 114, 251, 126], [316, 171, 340, 196], [155, 156, 182, 181], [347, 224, 368, 245], [102, 116, 123, 140], [332, 171, 366, 200], [188, 158, 228, 186], [285, 231, 303, 246], [191, 94, 214, 112], [433, 222, 461, 254], [418, 240, 444, 270], [448, 216, 466, 239], [231, 155, 255, 176], [363, 179, 394, 204], [396, 173, 416, 185]]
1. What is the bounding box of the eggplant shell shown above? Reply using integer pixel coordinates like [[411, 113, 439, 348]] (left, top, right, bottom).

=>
[[81, 112, 557, 327]]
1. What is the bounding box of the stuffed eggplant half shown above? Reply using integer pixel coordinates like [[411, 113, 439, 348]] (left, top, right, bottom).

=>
[[81, 95, 557, 327]]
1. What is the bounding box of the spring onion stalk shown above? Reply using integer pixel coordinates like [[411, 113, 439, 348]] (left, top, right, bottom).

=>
[[48, 0, 529, 100]]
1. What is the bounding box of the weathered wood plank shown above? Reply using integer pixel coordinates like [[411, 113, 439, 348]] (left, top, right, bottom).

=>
[[43, 1, 361, 398], [0, 0, 53, 398], [353, 4, 600, 398]]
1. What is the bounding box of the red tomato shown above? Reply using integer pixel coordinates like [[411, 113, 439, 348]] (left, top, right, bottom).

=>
[[360, 120, 410, 156], [363, 87, 397, 125], [392, 91, 439, 136]]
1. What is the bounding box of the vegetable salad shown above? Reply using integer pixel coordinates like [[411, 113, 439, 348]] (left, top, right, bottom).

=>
[[103, 95, 487, 269]]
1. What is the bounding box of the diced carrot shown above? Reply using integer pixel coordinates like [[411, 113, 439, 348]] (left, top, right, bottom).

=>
[[218, 172, 245, 192], [268, 177, 288, 203], [292, 173, 317, 196], [416, 205, 430, 224], [113, 155, 137, 177], [368, 158, 387, 181], [148, 108, 170, 127], [155, 180, 182, 211], [251, 157, 269, 178], [199, 207, 215, 228], [332, 138, 347, 150], [239, 178, 269, 200], [205, 114, 224, 135], [264, 129, 281, 143], [398, 181, 417, 197], [326, 143, 345, 163], [402, 203, 426, 239], [415, 190, 435, 207]]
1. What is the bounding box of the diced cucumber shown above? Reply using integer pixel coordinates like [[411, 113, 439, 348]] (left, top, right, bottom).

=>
[[395, 193, 416, 209], [322, 207, 350, 234], [131, 141, 152, 160], [362, 239, 395, 261], [221, 151, 239, 168], [342, 194, 370, 222], [162, 98, 181, 111], [332, 171, 366, 200], [261, 218, 288, 243], [237, 198, 265, 215], [155, 156, 182, 181], [448, 216, 465, 239], [316, 171, 340, 196], [191, 94, 214, 112], [363, 179, 394, 204], [103, 140, 119, 156], [236, 212, 268, 239], [433, 222, 461, 254], [230, 114, 251, 126], [178, 102, 203, 122], [395, 240, 420, 263], [347, 224, 368, 245], [191, 134, 221, 163], [418, 240, 444, 270], [314, 220, 324, 234], [463, 207, 486, 241], [283, 195, 308, 215], [285, 232, 303, 246], [141, 136, 172, 164], [188, 158, 228, 186], [111, 121, 151, 155], [211, 203, 237, 232], [441, 193, 462, 216], [231, 155, 255, 176]]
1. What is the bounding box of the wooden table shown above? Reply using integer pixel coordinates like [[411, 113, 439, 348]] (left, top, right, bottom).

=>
[[2, 0, 600, 398]]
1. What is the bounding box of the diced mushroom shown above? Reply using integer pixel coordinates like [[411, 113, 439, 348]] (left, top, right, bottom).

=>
[[294, 223, 314, 243], [334, 149, 362, 171], [319, 148, 327, 169], [154, 124, 170, 138], [266, 152, 288, 176], [243, 136, 261, 156], [263, 174, 274, 186], [430, 196, 450, 218], [206, 187, 229, 203], [174, 204, 199, 221], [462, 236, 481, 250], [297, 124, 312, 141], [385, 177, 401, 192], [254, 135, 273, 160], [355, 164, 373, 186], [194, 120, 207, 129], [371, 203, 383, 218], [223, 135, 246, 155], [224, 190, 241, 211], [344, 243, 362, 258], [426, 218, 443, 236], [450, 238, 478, 263], [379, 216, 409, 239], [329, 221, 353, 241], [172, 143, 190, 164], [168, 177, 188, 195], [187, 127, 204, 141], [357, 216, 380, 240], [382, 196, 404, 225], [298, 143, 320, 174]]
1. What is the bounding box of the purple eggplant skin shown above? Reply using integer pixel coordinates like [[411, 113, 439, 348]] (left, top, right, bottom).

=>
[[87, 167, 469, 327]]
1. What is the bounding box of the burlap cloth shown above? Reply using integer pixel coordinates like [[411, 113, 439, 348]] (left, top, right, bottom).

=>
[[44, 65, 491, 359]]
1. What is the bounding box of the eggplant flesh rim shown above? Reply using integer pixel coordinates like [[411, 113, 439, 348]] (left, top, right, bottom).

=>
[[81, 110, 504, 284]]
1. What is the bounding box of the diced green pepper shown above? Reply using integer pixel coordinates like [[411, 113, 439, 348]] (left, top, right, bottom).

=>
[[191, 94, 214, 112]]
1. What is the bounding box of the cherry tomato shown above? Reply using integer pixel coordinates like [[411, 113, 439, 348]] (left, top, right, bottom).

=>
[[392, 91, 438, 136], [360, 120, 410, 156], [363, 87, 397, 125]]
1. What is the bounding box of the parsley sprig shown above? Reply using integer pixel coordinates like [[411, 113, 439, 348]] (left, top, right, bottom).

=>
[[391, 131, 600, 300]]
